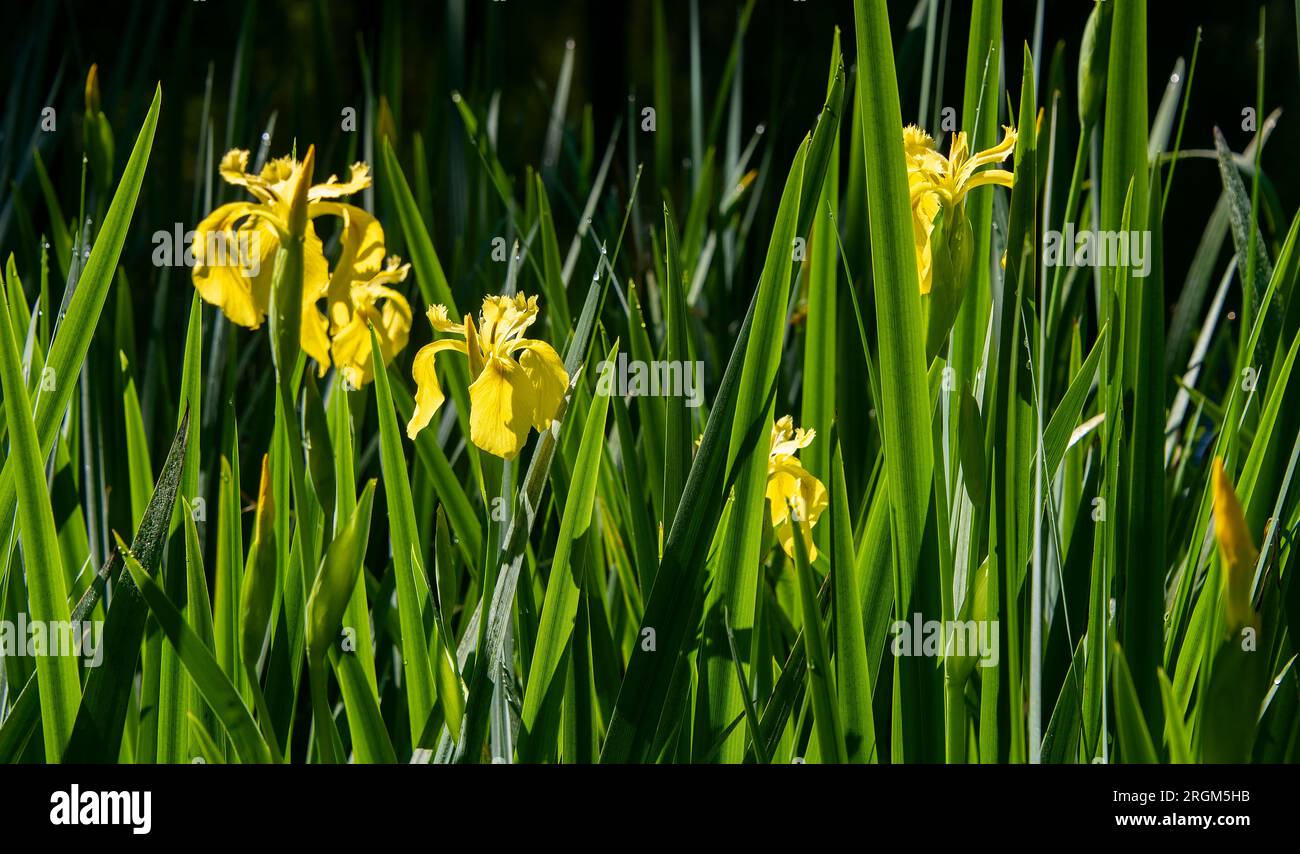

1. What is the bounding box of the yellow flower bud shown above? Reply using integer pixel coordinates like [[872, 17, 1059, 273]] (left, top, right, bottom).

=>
[[84, 63, 101, 116], [1211, 458, 1259, 634]]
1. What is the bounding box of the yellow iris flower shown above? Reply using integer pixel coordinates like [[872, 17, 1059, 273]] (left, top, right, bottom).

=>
[[765, 416, 828, 561], [406, 293, 569, 460], [191, 148, 411, 384], [1211, 458, 1259, 633], [905, 124, 1017, 294], [328, 256, 413, 389]]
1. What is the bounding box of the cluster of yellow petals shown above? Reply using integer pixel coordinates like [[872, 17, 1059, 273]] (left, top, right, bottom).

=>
[[406, 293, 569, 461], [191, 149, 411, 386], [904, 124, 1017, 294], [765, 416, 828, 561]]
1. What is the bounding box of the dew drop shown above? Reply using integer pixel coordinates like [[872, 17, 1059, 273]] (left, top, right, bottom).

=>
[[261, 132, 271, 142], [566, 38, 576, 50]]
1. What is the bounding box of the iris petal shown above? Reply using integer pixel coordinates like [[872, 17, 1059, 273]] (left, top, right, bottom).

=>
[[320, 204, 387, 336], [192, 202, 279, 328], [765, 418, 828, 561], [903, 124, 1016, 297], [469, 356, 538, 460], [512, 339, 570, 430], [406, 338, 468, 439], [308, 162, 372, 201], [766, 461, 828, 561], [297, 222, 334, 374], [331, 268, 412, 388], [218, 149, 275, 203]]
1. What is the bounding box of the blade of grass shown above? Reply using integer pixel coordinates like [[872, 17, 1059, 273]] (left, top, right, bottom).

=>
[[852, 0, 937, 761], [369, 327, 438, 746], [116, 533, 272, 764], [0, 263, 80, 762], [0, 86, 161, 567], [519, 340, 617, 759], [789, 502, 845, 763], [1111, 641, 1158, 763], [306, 480, 377, 763], [830, 431, 875, 762], [722, 606, 768, 764], [661, 208, 690, 524]]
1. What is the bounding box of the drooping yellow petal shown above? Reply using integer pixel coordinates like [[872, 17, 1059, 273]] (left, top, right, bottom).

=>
[[299, 310, 332, 376], [512, 339, 569, 430], [319, 203, 387, 335], [295, 221, 333, 375], [765, 416, 828, 560], [331, 260, 412, 388], [909, 188, 940, 295], [192, 202, 279, 328], [370, 283, 413, 362], [468, 356, 538, 460], [406, 338, 468, 439], [323, 203, 387, 273], [766, 458, 829, 561], [1212, 457, 1259, 632]]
